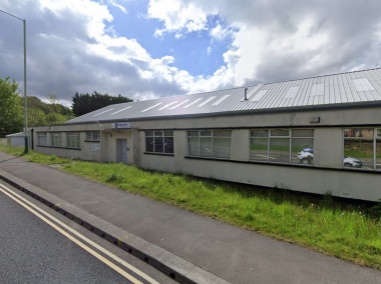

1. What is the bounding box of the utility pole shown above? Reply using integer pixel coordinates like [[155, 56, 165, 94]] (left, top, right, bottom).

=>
[[0, 10, 28, 153]]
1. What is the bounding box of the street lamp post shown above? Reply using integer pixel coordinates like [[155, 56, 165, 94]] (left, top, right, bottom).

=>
[[0, 10, 28, 153]]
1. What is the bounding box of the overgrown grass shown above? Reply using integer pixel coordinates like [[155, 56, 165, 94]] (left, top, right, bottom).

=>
[[1, 146, 381, 269]]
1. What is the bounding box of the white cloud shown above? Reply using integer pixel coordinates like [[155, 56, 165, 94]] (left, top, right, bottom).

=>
[[1, 0, 381, 107], [147, 0, 381, 86], [209, 22, 234, 41], [147, 0, 211, 37], [108, 0, 128, 14], [0, 0, 191, 102]]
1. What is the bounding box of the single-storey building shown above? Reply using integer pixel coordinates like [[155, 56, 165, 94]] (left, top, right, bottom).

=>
[[31, 68, 381, 201], [6, 131, 31, 147]]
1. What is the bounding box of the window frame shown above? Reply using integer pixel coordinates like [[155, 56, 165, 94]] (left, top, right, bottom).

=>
[[86, 131, 100, 142], [187, 130, 231, 159], [250, 128, 314, 165], [37, 132, 48, 146], [343, 127, 379, 170], [51, 132, 63, 147], [145, 130, 174, 155], [67, 132, 81, 149]]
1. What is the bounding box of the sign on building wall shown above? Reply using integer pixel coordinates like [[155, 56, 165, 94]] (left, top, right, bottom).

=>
[[91, 144, 100, 152], [112, 122, 132, 129]]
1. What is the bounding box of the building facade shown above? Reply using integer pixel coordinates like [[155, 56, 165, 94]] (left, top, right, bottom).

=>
[[31, 69, 381, 201]]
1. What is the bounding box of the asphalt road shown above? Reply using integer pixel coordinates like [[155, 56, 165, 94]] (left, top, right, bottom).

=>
[[2, 152, 381, 284], [0, 184, 173, 284]]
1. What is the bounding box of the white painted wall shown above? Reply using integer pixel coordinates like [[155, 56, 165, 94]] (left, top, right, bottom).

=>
[[138, 128, 381, 201], [30, 106, 381, 201]]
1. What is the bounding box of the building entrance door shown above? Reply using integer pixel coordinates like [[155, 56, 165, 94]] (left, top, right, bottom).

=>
[[116, 139, 128, 164]]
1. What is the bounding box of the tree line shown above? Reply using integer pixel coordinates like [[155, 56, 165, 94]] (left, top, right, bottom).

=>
[[0, 77, 133, 137], [72, 91, 132, 117]]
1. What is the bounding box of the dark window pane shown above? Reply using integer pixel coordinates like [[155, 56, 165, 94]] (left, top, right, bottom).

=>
[[251, 130, 268, 137], [377, 140, 381, 170], [250, 138, 268, 161], [146, 137, 154, 152], [214, 130, 231, 137], [164, 137, 174, 153], [188, 137, 199, 156], [188, 131, 199, 137], [270, 129, 289, 137], [344, 128, 373, 138], [154, 137, 164, 153], [292, 129, 314, 137], [214, 137, 230, 158], [200, 137, 213, 157], [200, 131, 212, 136], [344, 139, 371, 169], [292, 138, 314, 164], [270, 138, 290, 163]]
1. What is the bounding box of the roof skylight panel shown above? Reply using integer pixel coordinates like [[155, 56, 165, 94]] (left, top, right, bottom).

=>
[[284, 86, 299, 99], [169, 99, 190, 109], [183, 98, 202, 108], [93, 108, 114, 117], [353, 78, 375, 92], [141, 102, 162, 112], [110, 106, 132, 115], [158, 101, 178, 110], [251, 90, 268, 102], [197, 96, 216, 107], [212, 95, 230, 106]]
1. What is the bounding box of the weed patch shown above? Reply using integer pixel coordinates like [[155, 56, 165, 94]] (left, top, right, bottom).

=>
[[1, 146, 381, 269]]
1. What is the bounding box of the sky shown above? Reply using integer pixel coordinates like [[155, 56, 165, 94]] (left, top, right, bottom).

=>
[[0, 0, 381, 106]]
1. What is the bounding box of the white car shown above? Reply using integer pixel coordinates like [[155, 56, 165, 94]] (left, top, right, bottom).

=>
[[297, 148, 362, 167], [297, 148, 314, 164], [343, 157, 363, 168]]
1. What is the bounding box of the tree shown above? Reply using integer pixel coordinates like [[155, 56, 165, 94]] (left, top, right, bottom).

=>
[[46, 93, 60, 125], [27, 95, 73, 126], [72, 91, 133, 117], [0, 77, 23, 136], [45, 94, 72, 125], [28, 108, 47, 127], [28, 96, 48, 127]]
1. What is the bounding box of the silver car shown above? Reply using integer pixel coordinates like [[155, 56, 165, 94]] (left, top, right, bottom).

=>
[[297, 148, 362, 167]]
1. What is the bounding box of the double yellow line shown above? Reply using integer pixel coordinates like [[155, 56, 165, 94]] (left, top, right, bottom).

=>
[[0, 183, 160, 284]]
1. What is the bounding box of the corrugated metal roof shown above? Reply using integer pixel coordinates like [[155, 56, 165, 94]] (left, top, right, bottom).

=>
[[65, 68, 381, 124]]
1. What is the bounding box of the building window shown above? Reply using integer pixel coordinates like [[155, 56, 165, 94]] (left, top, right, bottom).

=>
[[250, 129, 314, 165], [37, 132, 47, 146], [344, 128, 377, 169], [145, 131, 174, 154], [51, 133, 62, 147], [67, 132, 80, 149], [377, 129, 381, 171], [291, 129, 315, 165], [269, 129, 290, 163], [187, 130, 231, 159], [86, 131, 100, 142]]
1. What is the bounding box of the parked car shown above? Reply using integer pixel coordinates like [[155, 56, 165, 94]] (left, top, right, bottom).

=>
[[297, 148, 314, 164], [297, 148, 362, 167], [343, 157, 363, 168]]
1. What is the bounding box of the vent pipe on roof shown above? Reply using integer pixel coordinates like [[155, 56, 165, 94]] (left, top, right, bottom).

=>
[[244, 87, 248, 100]]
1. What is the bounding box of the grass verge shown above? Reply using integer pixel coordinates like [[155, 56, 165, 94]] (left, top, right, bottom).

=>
[[1, 146, 381, 269]]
